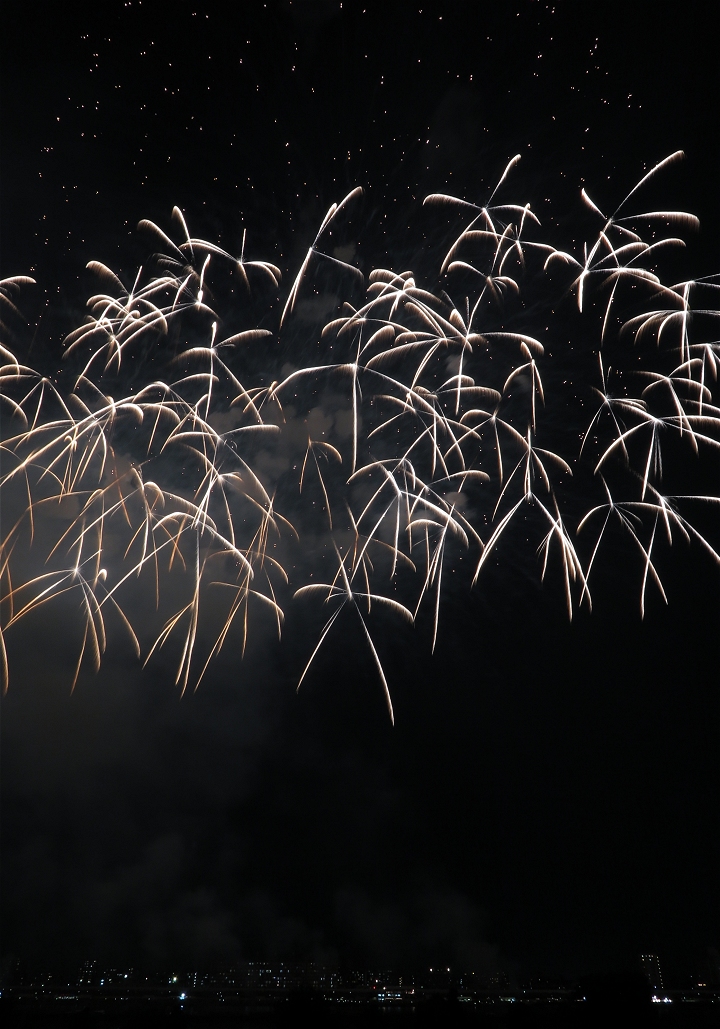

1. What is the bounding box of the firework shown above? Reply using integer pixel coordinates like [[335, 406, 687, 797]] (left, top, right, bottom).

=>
[[2, 152, 719, 719]]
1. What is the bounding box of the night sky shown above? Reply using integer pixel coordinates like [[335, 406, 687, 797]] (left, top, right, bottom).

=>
[[1, 0, 719, 985]]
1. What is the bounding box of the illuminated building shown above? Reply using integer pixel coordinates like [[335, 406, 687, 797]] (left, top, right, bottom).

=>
[[640, 953, 664, 993]]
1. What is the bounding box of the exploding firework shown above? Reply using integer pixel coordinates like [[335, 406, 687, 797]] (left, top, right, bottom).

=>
[[2, 152, 719, 719]]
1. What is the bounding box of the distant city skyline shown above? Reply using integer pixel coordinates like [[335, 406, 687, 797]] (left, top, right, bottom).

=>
[[4, 949, 719, 993]]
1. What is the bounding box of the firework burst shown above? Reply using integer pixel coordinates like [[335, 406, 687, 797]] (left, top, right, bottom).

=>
[[2, 153, 719, 719]]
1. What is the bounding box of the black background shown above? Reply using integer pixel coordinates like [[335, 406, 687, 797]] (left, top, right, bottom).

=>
[[1, 0, 718, 985]]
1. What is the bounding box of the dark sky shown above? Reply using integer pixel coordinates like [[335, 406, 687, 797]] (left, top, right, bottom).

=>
[[1, 0, 719, 984]]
